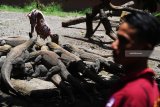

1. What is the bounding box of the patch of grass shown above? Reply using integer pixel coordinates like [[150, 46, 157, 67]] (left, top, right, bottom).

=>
[[0, 2, 91, 17], [0, 5, 22, 12], [78, 8, 92, 14], [23, 2, 37, 12]]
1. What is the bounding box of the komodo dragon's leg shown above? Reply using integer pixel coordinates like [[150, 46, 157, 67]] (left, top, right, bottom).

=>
[[57, 60, 92, 102], [32, 64, 48, 78], [45, 66, 61, 80], [31, 54, 47, 78], [99, 59, 125, 77], [68, 60, 100, 83], [32, 65, 61, 80]]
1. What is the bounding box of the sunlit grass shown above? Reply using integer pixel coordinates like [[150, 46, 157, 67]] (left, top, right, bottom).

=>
[[0, 2, 91, 17]]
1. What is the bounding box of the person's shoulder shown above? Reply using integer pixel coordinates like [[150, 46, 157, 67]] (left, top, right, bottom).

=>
[[113, 78, 146, 97], [111, 78, 151, 107], [123, 77, 155, 97]]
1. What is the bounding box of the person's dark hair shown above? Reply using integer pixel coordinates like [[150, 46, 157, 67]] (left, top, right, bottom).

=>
[[123, 12, 160, 46]]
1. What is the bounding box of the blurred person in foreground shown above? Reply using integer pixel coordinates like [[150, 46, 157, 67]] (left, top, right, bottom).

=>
[[105, 12, 160, 107]]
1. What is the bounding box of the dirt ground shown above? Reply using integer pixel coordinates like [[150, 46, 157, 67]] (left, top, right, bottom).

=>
[[0, 11, 160, 107]]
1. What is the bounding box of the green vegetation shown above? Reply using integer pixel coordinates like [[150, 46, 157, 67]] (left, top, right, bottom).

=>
[[154, 12, 160, 17], [0, 2, 91, 17], [154, 12, 160, 21]]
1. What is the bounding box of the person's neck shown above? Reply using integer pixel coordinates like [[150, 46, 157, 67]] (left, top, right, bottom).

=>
[[123, 61, 148, 73]]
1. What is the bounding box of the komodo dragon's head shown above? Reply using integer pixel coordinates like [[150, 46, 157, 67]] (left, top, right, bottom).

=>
[[62, 44, 75, 52], [46, 42, 60, 50]]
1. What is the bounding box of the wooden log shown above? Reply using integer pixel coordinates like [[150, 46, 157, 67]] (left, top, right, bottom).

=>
[[62, 16, 100, 27], [61, 1, 136, 27]]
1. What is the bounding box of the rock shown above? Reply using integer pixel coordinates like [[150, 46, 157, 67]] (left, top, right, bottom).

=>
[[11, 78, 58, 97]]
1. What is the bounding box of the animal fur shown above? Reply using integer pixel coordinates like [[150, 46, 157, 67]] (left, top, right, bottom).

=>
[[27, 9, 59, 43]]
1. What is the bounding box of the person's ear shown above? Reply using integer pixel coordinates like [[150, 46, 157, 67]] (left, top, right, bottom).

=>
[[147, 43, 153, 49], [141, 43, 153, 50], [138, 42, 153, 50]]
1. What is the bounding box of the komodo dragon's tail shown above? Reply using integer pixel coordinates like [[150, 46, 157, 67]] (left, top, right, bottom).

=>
[[0, 36, 37, 96]]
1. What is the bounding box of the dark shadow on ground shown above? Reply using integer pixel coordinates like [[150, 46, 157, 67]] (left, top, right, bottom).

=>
[[62, 21, 118, 31], [63, 26, 105, 31], [63, 35, 113, 50], [0, 82, 110, 107]]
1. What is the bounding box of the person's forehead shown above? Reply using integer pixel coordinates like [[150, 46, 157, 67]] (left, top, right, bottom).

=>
[[118, 22, 137, 40], [119, 22, 136, 32]]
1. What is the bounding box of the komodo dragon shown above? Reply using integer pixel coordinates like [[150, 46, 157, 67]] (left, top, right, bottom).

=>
[[0, 60, 47, 81], [1, 36, 37, 96], [62, 44, 109, 63], [29, 50, 92, 102], [0, 36, 28, 47], [62, 44, 125, 76], [47, 42, 116, 88]]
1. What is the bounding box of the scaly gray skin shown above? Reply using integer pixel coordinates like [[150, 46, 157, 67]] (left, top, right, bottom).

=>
[[20, 62, 54, 81], [30, 63, 60, 81], [29, 45, 60, 80], [62, 44, 109, 62], [29, 50, 92, 103], [62, 44, 125, 77], [0, 36, 29, 47], [1, 37, 37, 96], [47, 42, 116, 88]]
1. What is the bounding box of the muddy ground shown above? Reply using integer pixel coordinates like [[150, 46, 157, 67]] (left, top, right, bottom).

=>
[[0, 11, 160, 107]]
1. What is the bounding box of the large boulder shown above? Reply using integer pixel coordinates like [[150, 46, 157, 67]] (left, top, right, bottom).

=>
[[11, 78, 59, 98]]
